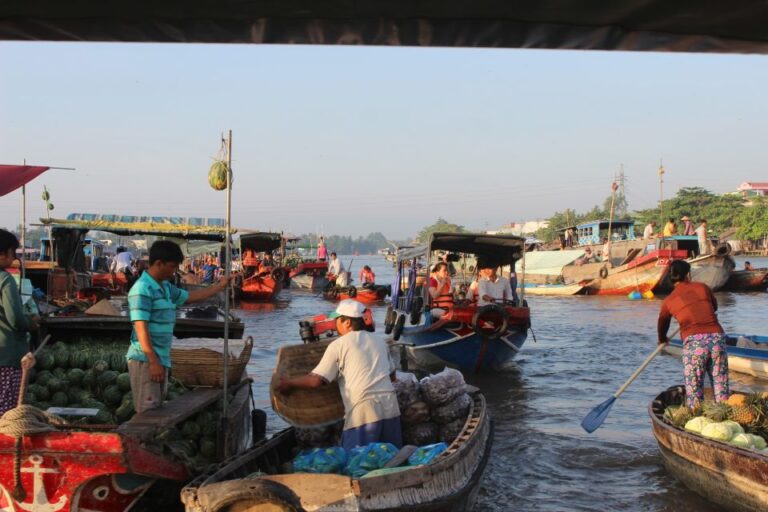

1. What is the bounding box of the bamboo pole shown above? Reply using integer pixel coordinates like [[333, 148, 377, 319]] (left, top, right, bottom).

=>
[[222, 130, 232, 446], [605, 182, 618, 264]]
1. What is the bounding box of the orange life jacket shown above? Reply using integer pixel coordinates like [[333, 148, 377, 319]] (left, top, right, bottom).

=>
[[360, 269, 375, 283], [431, 277, 454, 309]]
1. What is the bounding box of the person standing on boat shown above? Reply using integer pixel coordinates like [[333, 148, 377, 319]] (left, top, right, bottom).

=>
[[643, 221, 657, 241], [277, 299, 401, 450], [657, 259, 728, 410], [564, 228, 574, 248], [328, 252, 348, 287], [317, 236, 328, 262], [201, 256, 218, 284], [0, 229, 39, 415], [126, 241, 236, 413], [477, 264, 516, 306], [359, 265, 375, 288], [663, 218, 677, 237], [695, 219, 709, 256], [681, 216, 695, 236], [429, 262, 454, 317]]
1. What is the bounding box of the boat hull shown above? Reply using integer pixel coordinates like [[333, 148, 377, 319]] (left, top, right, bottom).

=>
[[665, 334, 768, 380], [655, 254, 736, 293], [289, 273, 328, 290], [238, 274, 282, 301], [570, 249, 682, 296], [519, 283, 584, 296], [650, 386, 768, 512], [723, 268, 768, 291], [288, 261, 329, 290]]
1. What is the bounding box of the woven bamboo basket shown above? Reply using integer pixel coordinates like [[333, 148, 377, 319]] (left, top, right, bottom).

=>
[[270, 340, 344, 428], [170, 336, 252, 388]]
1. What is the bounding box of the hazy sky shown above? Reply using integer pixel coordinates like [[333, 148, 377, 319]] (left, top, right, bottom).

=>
[[1, 43, 766, 239]]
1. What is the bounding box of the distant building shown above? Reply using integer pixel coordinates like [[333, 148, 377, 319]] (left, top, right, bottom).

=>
[[737, 182, 768, 201], [488, 221, 549, 236]]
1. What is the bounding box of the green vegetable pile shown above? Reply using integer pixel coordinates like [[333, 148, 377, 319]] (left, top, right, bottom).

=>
[[159, 408, 222, 469], [25, 340, 187, 424]]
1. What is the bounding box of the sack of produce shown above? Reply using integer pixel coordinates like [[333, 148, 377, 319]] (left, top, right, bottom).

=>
[[430, 393, 471, 425], [401, 401, 430, 425], [407, 442, 448, 466], [295, 421, 344, 448], [344, 442, 399, 478], [292, 447, 348, 474], [403, 422, 439, 447], [393, 375, 421, 409], [438, 416, 467, 444], [420, 368, 465, 406]]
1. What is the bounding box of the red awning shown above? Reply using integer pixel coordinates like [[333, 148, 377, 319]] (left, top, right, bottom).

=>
[[0, 165, 50, 197]]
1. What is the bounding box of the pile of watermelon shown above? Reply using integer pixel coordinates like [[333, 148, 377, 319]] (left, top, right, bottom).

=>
[[25, 340, 187, 424]]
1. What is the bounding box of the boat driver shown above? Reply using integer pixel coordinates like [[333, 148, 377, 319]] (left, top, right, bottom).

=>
[[277, 300, 401, 450], [477, 264, 516, 306]]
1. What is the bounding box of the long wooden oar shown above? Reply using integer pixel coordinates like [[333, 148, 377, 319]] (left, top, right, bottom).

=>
[[581, 327, 679, 433]]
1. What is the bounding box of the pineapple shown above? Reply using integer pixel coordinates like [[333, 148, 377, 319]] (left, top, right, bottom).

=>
[[726, 393, 747, 407], [729, 392, 765, 427], [702, 401, 732, 422], [664, 406, 693, 428]]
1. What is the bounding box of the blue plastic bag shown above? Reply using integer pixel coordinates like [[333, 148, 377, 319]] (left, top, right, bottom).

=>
[[407, 442, 448, 466], [292, 447, 348, 474], [344, 442, 399, 478]]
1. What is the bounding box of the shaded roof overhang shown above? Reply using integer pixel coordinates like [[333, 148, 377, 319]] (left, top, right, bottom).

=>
[[239, 232, 283, 251], [398, 232, 526, 264], [2, 1, 768, 54], [39, 216, 231, 241]]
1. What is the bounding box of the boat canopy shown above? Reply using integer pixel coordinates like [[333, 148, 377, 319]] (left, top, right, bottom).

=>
[[576, 219, 636, 246], [399, 232, 526, 266], [514, 249, 585, 275], [239, 232, 283, 252], [1, 1, 768, 54], [39, 213, 231, 241]]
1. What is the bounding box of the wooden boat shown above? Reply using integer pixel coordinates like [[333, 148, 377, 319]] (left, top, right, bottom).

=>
[[0, 372, 253, 512], [564, 249, 685, 296], [288, 261, 329, 290], [237, 232, 286, 301], [519, 282, 584, 296], [650, 385, 768, 512], [323, 284, 391, 303], [653, 237, 736, 292], [723, 268, 768, 291], [180, 392, 493, 512], [664, 334, 768, 380], [391, 233, 530, 373]]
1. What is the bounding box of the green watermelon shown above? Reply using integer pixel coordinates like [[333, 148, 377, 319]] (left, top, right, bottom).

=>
[[51, 341, 68, 352], [93, 360, 109, 374], [116, 373, 131, 392], [103, 385, 123, 406], [35, 401, 51, 411], [34, 370, 53, 387], [97, 370, 118, 387], [50, 391, 69, 407], [66, 386, 83, 404], [115, 400, 135, 423], [89, 410, 114, 424], [66, 368, 85, 386], [68, 350, 88, 370], [82, 398, 107, 410], [36, 350, 55, 370], [181, 421, 202, 440], [77, 389, 94, 403], [53, 349, 69, 369], [47, 377, 66, 392], [208, 161, 230, 191], [52, 367, 67, 379], [82, 369, 96, 388]]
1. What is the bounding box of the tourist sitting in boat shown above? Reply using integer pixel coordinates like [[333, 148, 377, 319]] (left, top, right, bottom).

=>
[[0, 229, 39, 415], [258, 253, 275, 273], [477, 264, 517, 306], [277, 299, 402, 450], [576, 246, 597, 265], [429, 262, 454, 318], [657, 259, 728, 410], [745, 261, 754, 271], [359, 265, 375, 288]]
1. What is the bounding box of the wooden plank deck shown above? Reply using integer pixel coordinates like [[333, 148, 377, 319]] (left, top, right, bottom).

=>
[[118, 388, 222, 438]]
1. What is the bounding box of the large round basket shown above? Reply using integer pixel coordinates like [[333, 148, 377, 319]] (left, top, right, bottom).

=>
[[171, 336, 253, 388], [270, 340, 344, 428]]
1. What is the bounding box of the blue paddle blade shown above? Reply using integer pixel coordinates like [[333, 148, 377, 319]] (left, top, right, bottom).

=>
[[581, 396, 617, 433]]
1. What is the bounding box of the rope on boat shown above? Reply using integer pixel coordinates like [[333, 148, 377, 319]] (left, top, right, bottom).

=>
[[0, 405, 67, 502]]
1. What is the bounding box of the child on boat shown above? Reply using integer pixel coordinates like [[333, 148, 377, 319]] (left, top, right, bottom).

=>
[[277, 299, 401, 450]]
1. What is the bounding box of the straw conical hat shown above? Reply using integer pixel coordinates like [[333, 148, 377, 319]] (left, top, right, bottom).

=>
[[85, 299, 121, 316]]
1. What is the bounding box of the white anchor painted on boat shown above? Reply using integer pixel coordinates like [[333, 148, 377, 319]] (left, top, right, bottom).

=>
[[17, 455, 67, 512]]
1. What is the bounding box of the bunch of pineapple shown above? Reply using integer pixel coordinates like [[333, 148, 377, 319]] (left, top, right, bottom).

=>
[[726, 392, 768, 435]]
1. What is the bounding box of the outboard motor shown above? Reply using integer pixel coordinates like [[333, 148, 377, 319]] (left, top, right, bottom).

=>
[[299, 320, 318, 343]]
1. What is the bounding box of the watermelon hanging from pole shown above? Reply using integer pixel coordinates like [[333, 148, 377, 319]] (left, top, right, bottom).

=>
[[208, 161, 230, 191]]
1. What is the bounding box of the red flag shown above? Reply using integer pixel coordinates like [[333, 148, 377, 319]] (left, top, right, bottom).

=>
[[0, 165, 51, 197]]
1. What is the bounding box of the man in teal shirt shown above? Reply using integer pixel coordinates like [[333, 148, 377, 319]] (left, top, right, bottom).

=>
[[127, 240, 234, 413]]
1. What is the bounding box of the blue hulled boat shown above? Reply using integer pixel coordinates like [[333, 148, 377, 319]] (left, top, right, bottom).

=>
[[664, 334, 768, 380], [387, 232, 531, 373]]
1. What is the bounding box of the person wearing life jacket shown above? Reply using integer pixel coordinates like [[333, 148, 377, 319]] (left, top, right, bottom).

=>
[[359, 265, 376, 289], [429, 262, 454, 318]]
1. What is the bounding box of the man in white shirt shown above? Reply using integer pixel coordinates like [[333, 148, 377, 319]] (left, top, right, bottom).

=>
[[327, 252, 348, 287], [477, 265, 515, 306], [110, 247, 135, 274], [695, 219, 709, 256], [277, 300, 401, 450], [643, 221, 657, 240]]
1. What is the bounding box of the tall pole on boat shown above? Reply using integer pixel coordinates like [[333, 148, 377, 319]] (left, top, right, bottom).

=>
[[222, 130, 232, 427], [658, 160, 665, 240], [20, 160, 26, 284]]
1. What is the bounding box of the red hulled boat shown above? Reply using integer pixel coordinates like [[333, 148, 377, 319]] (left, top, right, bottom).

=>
[[236, 232, 286, 302]]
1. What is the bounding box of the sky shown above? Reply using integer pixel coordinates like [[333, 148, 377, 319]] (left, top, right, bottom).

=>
[[1, 42, 767, 240]]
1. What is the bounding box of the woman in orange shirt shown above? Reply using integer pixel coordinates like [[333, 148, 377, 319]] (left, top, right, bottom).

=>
[[658, 260, 728, 409]]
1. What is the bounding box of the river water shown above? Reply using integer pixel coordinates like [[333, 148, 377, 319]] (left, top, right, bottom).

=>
[[236, 254, 768, 512]]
